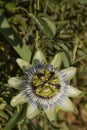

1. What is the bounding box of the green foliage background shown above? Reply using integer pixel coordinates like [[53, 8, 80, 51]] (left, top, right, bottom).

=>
[[0, 0, 87, 130]]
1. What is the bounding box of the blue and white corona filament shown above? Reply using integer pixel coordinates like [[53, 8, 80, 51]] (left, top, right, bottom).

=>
[[8, 50, 84, 121]]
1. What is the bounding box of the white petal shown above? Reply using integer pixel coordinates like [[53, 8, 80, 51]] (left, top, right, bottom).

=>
[[66, 86, 84, 98], [50, 53, 62, 69], [60, 67, 77, 81], [11, 92, 27, 107], [57, 97, 78, 113], [16, 58, 30, 71], [43, 106, 57, 121], [8, 77, 23, 89], [26, 104, 40, 119], [33, 50, 47, 64]]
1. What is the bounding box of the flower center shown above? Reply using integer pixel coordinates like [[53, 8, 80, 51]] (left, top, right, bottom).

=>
[[32, 69, 60, 98]]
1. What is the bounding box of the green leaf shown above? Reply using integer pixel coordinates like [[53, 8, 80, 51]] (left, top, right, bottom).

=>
[[0, 111, 9, 120], [59, 44, 70, 54], [39, 13, 56, 36], [0, 14, 31, 63], [53, 45, 61, 51], [4, 105, 25, 130], [61, 52, 70, 67], [31, 13, 56, 38]]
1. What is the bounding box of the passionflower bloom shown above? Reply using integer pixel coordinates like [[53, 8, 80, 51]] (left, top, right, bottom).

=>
[[8, 50, 83, 121]]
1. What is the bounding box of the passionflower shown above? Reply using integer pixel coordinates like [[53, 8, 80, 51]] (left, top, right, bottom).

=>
[[8, 50, 83, 121]]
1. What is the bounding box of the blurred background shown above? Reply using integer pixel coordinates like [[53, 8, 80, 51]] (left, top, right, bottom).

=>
[[0, 0, 87, 130]]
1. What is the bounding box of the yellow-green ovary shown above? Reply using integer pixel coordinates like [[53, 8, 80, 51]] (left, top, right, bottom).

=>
[[33, 69, 60, 98]]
